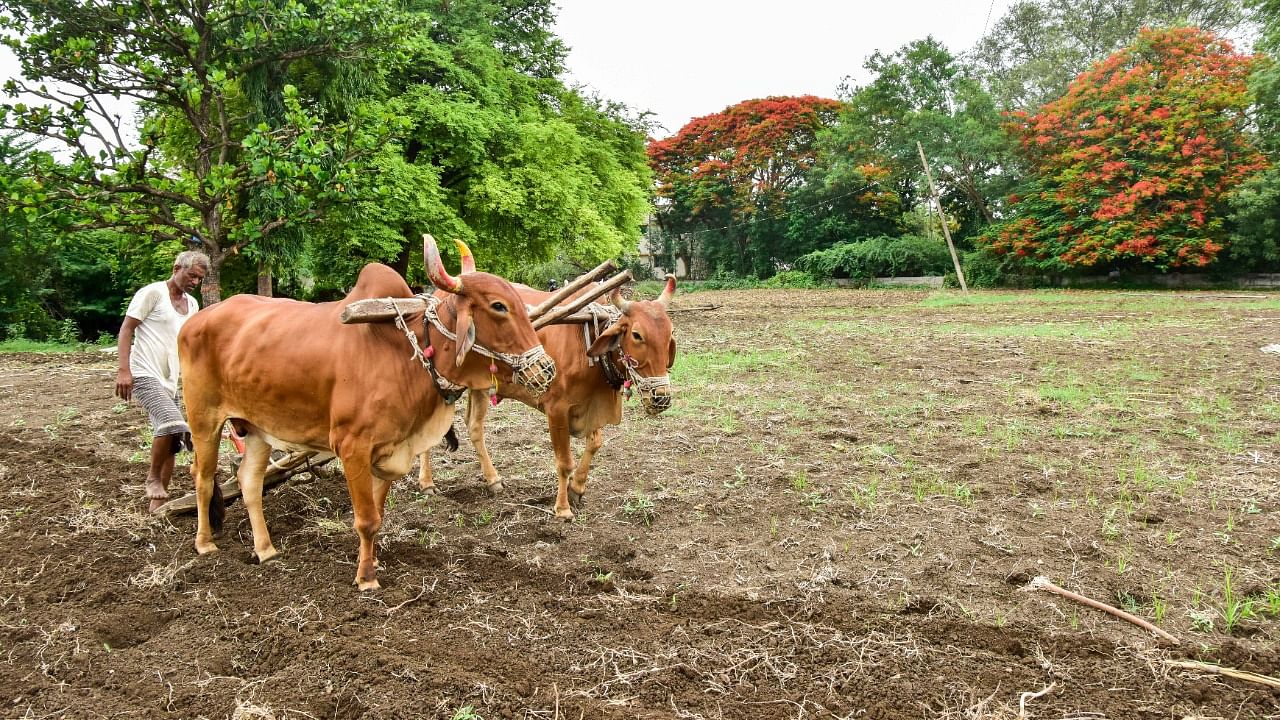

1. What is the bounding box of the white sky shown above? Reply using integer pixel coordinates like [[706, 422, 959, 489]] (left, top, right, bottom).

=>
[[1, 1, 1014, 147], [552, 0, 1013, 138]]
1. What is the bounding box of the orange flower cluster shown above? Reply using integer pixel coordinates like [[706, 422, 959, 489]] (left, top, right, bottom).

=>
[[979, 27, 1268, 271]]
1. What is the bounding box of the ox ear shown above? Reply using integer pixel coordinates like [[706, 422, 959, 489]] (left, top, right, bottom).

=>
[[667, 335, 676, 370], [587, 321, 626, 358], [454, 300, 476, 367]]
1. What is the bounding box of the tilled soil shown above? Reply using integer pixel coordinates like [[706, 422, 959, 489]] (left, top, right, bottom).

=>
[[1, 288, 1278, 719]]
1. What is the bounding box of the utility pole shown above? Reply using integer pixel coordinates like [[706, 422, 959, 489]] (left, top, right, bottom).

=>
[[917, 141, 968, 293]]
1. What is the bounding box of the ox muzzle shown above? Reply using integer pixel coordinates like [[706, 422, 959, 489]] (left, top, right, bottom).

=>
[[507, 345, 557, 398], [632, 374, 673, 417]]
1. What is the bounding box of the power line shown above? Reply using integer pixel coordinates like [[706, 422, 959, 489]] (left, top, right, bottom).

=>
[[982, 0, 997, 38]]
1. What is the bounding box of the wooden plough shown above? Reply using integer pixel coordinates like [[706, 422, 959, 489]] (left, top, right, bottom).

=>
[[155, 450, 333, 517], [157, 259, 641, 517]]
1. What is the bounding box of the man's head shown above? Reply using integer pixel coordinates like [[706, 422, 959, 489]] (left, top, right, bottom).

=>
[[172, 251, 211, 294]]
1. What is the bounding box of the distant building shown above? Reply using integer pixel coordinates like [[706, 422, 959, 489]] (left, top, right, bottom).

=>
[[637, 217, 689, 279]]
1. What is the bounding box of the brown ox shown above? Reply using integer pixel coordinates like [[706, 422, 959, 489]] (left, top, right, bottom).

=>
[[420, 275, 676, 520], [178, 236, 555, 589]]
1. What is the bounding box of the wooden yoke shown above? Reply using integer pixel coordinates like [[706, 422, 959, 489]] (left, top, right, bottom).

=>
[[340, 266, 634, 327], [531, 271, 632, 329]]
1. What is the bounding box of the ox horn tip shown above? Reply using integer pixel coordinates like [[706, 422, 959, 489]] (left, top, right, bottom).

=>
[[658, 273, 676, 306], [454, 238, 476, 274]]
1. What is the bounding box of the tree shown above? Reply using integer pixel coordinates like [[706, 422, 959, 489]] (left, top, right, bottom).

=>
[[303, 0, 652, 290], [0, 0, 398, 303], [970, 0, 1250, 110], [648, 96, 846, 277], [978, 27, 1266, 271], [826, 38, 1016, 241], [1223, 0, 1280, 271]]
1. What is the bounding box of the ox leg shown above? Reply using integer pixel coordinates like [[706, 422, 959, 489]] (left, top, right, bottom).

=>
[[191, 422, 222, 555], [237, 430, 278, 563], [340, 450, 383, 591], [417, 450, 436, 493], [465, 390, 503, 492], [568, 428, 604, 506], [548, 419, 576, 521]]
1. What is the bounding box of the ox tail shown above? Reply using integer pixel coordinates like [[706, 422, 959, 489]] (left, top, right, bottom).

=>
[[444, 425, 459, 452], [209, 480, 226, 533]]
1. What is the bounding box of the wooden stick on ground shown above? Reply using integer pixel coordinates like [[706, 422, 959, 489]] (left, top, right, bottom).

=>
[[1165, 660, 1280, 689], [1018, 682, 1056, 719], [1021, 575, 1180, 645]]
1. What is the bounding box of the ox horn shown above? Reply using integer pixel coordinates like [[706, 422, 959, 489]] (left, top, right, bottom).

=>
[[423, 234, 463, 293], [657, 274, 676, 307], [610, 286, 632, 314], [455, 238, 476, 274]]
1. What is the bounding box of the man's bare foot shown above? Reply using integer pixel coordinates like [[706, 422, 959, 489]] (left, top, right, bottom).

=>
[[145, 480, 169, 513]]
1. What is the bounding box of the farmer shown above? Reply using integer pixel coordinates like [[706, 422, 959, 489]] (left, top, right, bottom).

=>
[[114, 250, 210, 512]]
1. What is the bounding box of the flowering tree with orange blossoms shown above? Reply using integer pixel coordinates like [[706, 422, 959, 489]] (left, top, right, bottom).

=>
[[648, 96, 894, 277], [978, 27, 1267, 272]]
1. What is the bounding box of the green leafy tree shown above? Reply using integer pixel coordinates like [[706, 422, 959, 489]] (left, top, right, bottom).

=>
[[1224, 0, 1280, 270], [970, 0, 1250, 110], [0, 134, 60, 337], [648, 95, 851, 277], [827, 38, 1015, 241], [305, 0, 652, 291], [979, 27, 1266, 272], [0, 0, 399, 303]]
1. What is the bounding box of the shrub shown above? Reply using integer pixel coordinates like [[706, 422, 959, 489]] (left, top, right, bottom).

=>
[[956, 249, 1013, 288], [762, 270, 823, 289], [795, 235, 953, 279], [57, 318, 80, 345]]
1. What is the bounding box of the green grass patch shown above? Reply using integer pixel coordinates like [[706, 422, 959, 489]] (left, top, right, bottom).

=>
[[918, 291, 1080, 308], [671, 349, 791, 383], [934, 321, 1132, 340], [0, 339, 95, 354]]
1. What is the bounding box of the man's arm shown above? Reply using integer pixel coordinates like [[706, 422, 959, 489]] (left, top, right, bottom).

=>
[[115, 315, 141, 400]]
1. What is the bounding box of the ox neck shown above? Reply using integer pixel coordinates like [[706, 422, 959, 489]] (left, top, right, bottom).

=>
[[390, 296, 465, 404]]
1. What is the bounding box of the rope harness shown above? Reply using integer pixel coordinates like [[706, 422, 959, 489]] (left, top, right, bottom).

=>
[[389, 294, 556, 403]]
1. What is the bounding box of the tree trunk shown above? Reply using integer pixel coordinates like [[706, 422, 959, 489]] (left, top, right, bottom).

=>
[[390, 231, 413, 277], [257, 261, 273, 297], [201, 252, 226, 307]]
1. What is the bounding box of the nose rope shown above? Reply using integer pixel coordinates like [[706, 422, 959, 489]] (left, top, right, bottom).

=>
[[419, 294, 556, 398], [390, 300, 465, 403], [420, 295, 546, 368]]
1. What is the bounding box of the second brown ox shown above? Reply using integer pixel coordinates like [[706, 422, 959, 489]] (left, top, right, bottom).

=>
[[178, 235, 555, 589], [420, 275, 676, 520]]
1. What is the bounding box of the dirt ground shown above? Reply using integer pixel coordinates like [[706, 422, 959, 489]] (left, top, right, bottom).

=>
[[1, 288, 1278, 720]]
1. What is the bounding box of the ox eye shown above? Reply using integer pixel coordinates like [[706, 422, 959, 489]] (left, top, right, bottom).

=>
[[490, 301, 508, 313], [631, 331, 643, 342]]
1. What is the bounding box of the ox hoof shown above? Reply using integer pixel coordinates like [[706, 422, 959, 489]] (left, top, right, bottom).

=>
[[255, 547, 280, 564], [568, 490, 586, 508], [356, 578, 381, 592], [195, 541, 219, 555], [418, 484, 437, 495], [554, 510, 575, 523], [486, 480, 505, 495]]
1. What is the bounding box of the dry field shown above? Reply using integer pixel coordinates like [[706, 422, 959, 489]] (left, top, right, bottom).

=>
[[1, 288, 1278, 719]]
